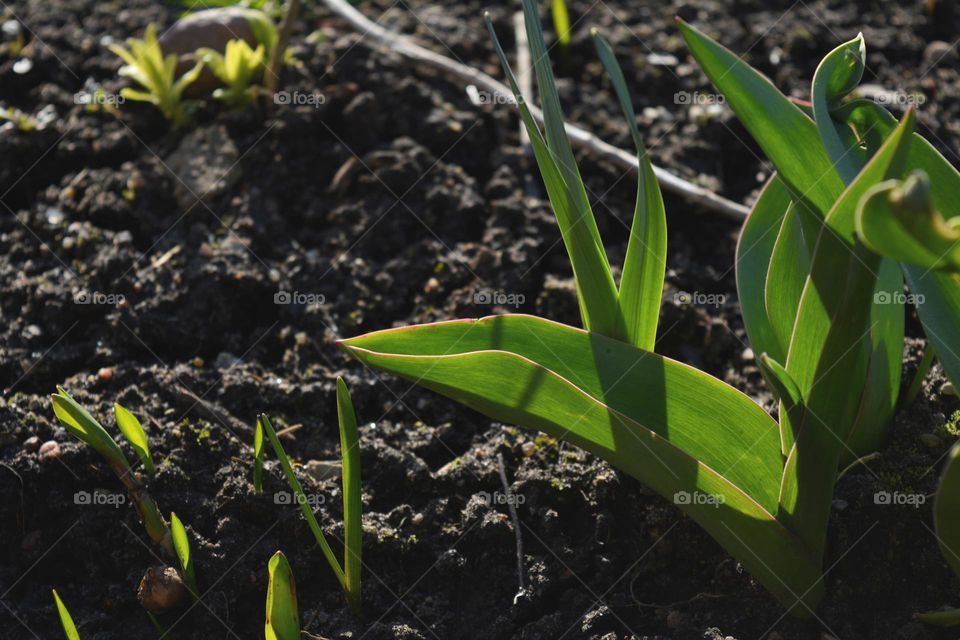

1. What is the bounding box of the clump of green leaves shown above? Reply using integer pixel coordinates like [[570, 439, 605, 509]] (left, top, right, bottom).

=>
[[199, 39, 267, 108], [257, 377, 362, 612], [52, 590, 80, 640], [265, 551, 299, 640], [109, 24, 202, 126], [50, 388, 171, 554]]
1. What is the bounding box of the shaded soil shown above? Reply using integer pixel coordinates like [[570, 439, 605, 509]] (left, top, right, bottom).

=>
[[1, 0, 960, 638]]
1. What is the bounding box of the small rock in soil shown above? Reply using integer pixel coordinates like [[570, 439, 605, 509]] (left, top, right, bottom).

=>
[[164, 125, 241, 211], [38, 441, 61, 462], [22, 436, 40, 452]]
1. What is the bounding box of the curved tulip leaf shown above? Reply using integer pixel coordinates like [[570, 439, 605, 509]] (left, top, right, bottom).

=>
[[758, 353, 801, 412], [593, 30, 666, 352], [265, 551, 299, 640], [736, 175, 794, 363], [779, 109, 915, 553], [857, 172, 960, 272], [811, 34, 868, 183], [340, 315, 824, 613], [114, 403, 154, 476], [677, 19, 845, 215]]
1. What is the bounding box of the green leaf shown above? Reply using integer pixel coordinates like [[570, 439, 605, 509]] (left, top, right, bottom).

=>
[[758, 353, 801, 411], [170, 512, 198, 598], [53, 590, 80, 640], [259, 415, 347, 590], [336, 377, 363, 614], [114, 403, 155, 475], [934, 441, 960, 578], [592, 30, 667, 351], [916, 608, 960, 627], [905, 268, 960, 389], [736, 175, 794, 362], [779, 109, 915, 554], [857, 171, 960, 272], [551, 0, 570, 48], [677, 19, 845, 215], [811, 34, 868, 183], [486, 7, 622, 339], [340, 315, 824, 613], [265, 551, 299, 640], [253, 415, 265, 493], [51, 388, 130, 473]]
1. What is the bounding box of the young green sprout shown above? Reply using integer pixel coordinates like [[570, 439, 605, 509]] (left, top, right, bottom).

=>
[[50, 387, 172, 555], [265, 551, 299, 640], [109, 24, 202, 126], [52, 590, 80, 640], [198, 39, 267, 108], [170, 512, 198, 598], [257, 377, 362, 613], [114, 403, 155, 476], [253, 415, 265, 493]]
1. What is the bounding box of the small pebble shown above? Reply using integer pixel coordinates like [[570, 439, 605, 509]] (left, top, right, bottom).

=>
[[920, 433, 941, 449], [23, 436, 40, 452], [192, 357, 204, 368], [521, 442, 536, 457], [38, 440, 61, 462], [424, 277, 440, 294], [941, 382, 956, 397], [97, 367, 113, 383], [741, 347, 755, 362], [411, 512, 425, 526]]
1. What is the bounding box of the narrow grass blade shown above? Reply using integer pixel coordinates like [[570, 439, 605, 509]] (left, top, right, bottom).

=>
[[259, 415, 347, 590], [253, 416, 265, 493], [339, 315, 824, 613], [170, 512, 198, 598], [336, 377, 363, 614], [592, 30, 666, 351], [265, 551, 299, 640], [52, 590, 80, 640], [114, 403, 155, 476], [677, 19, 845, 215]]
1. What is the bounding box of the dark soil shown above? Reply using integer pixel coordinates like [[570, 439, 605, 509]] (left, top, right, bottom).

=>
[[1, 0, 960, 638]]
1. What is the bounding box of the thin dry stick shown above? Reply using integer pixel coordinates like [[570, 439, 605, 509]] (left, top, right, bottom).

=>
[[321, 0, 750, 220], [496, 452, 527, 603]]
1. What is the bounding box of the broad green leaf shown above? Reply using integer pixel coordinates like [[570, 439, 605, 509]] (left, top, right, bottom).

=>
[[114, 403, 154, 475], [486, 7, 622, 339], [857, 172, 960, 272], [51, 388, 129, 473], [259, 415, 347, 590], [736, 175, 794, 362], [677, 20, 845, 215], [593, 31, 666, 351], [336, 377, 363, 614], [340, 315, 824, 613], [265, 551, 299, 640], [253, 415, 265, 492], [53, 590, 80, 640], [811, 35, 868, 183], [170, 512, 198, 598], [779, 110, 915, 554], [905, 268, 960, 388]]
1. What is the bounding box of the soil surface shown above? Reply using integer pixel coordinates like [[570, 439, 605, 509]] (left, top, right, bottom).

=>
[[2, 0, 960, 638]]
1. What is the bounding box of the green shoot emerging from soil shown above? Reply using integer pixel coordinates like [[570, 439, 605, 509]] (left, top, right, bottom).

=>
[[257, 377, 362, 613], [199, 39, 267, 108], [170, 512, 199, 598], [50, 388, 172, 555], [265, 551, 299, 640], [109, 24, 202, 126], [52, 590, 80, 640]]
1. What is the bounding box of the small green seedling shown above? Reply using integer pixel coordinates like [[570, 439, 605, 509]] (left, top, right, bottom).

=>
[[257, 377, 362, 613], [0, 105, 40, 131], [52, 590, 80, 640], [253, 416, 265, 493], [265, 551, 299, 640], [199, 39, 267, 108], [551, 0, 570, 51], [170, 512, 198, 598], [917, 442, 960, 626], [115, 403, 155, 476], [50, 388, 172, 555], [109, 24, 202, 126]]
